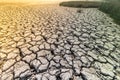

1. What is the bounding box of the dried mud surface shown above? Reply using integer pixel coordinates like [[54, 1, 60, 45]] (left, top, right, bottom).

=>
[[0, 5, 120, 80]]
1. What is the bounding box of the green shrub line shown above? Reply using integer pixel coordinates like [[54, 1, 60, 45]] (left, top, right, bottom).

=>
[[59, 0, 120, 25], [59, 1, 102, 8], [99, 0, 120, 24]]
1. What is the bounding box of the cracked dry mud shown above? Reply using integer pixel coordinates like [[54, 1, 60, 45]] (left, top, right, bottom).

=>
[[0, 4, 120, 80]]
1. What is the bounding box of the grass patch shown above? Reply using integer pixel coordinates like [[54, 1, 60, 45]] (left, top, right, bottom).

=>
[[99, 0, 120, 25], [59, 1, 102, 8], [59, 0, 120, 25]]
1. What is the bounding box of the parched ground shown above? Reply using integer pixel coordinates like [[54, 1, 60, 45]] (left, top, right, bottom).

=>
[[0, 4, 120, 80]]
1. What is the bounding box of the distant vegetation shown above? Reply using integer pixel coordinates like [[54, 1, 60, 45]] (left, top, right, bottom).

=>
[[60, 0, 120, 25], [59, 1, 102, 8], [99, 0, 120, 24]]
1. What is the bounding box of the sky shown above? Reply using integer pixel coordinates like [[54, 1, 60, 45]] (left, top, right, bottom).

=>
[[0, 0, 102, 3]]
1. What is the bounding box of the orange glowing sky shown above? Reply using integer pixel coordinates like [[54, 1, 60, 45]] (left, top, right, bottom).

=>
[[0, 0, 77, 3], [0, 0, 102, 3]]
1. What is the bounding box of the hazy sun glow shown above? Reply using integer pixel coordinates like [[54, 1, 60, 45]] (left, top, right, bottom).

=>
[[0, 0, 77, 3], [0, 0, 101, 3]]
